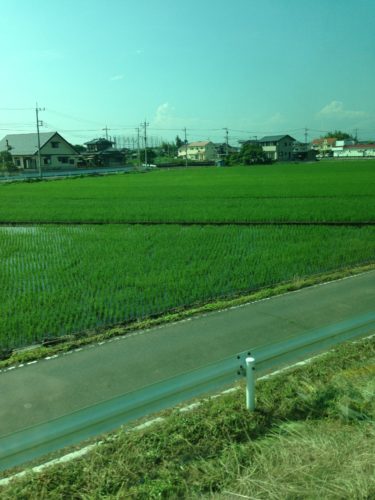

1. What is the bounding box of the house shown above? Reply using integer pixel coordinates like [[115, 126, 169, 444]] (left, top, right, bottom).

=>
[[292, 141, 317, 161], [0, 132, 79, 169], [311, 137, 337, 157], [332, 142, 375, 158], [258, 135, 295, 161], [177, 141, 217, 161], [82, 138, 126, 167], [214, 143, 238, 158]]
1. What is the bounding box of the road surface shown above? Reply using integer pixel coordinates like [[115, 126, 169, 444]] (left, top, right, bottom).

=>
[[0, 270, 374, 437]]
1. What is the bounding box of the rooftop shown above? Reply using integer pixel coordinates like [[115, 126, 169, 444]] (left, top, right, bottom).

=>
[[0, 132, 57, 155]]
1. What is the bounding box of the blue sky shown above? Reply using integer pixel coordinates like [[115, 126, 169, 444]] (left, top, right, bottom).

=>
[[0, 0, 374, 146]]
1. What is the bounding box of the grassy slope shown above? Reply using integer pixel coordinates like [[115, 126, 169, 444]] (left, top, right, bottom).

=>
[[0, 161, 374, 222], [1, 336, 373, 498]]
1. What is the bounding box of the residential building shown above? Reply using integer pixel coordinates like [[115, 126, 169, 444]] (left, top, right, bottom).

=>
[[82, 138, 126, 167], [332, 143, 375, 158], [258, 135, 295, 161], [177, 141, 217, 161], [214, 143, 238, 158], [311, 137, 337, 157], [292, 141, 317, 161], [0, 132, 79, 169]]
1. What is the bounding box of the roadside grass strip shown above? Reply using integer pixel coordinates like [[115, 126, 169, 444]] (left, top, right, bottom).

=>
[[0, 336, 373, 498]]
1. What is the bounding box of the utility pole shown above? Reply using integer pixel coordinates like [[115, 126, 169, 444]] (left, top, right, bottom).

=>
[[35, 103, 44, 178], [354, 128, 358, 142], [135, 127, 141, 169], [103, 126, 110, 140], [223, 127, 229, 156], [304, 127, 309, 149], [183, 127, 188, 167], [141, 120, 149, 166]]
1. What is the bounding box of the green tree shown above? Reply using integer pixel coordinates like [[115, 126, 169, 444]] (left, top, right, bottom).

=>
[[175, 135, 185, 148], [0, 150, 15, 171], [227, 143, 269, 165], [140, 148, 156, 164], [324, 130, 354, 140], [74, 144, 87, 153]]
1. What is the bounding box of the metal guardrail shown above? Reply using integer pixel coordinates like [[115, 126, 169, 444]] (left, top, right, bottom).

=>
[[0, 311, 374, 473]]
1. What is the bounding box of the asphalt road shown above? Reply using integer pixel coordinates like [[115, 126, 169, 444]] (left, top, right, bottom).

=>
[[0, 270, 374, 437]]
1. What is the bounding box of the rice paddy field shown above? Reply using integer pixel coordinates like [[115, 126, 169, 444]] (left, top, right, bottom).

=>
[[0, 161, 374, 223], [0, 161, 374, 350]]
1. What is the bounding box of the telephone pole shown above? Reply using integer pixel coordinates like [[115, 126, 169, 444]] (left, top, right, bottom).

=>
[[103, 126, 110, 140], [141, 120, 149, 166], [223, 127, 229, 155], [304, 127, 309, 148], [35, 103, 44, 178], [183, 127, 188, 167], [135, 127, 141, 169]]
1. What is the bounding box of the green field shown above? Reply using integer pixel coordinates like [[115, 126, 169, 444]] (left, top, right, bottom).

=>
[[0, 161, 374, 222], [0, 224, 374, 350], [0, 161, 374, 351]]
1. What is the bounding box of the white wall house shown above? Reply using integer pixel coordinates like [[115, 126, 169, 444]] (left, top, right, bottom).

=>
[[0, 132, 79, 169], [178, 141, 217, 161], [333, 143, 375, 158]]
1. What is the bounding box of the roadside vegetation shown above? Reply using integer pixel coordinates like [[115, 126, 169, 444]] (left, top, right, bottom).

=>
[[1, 336, 373, 498]]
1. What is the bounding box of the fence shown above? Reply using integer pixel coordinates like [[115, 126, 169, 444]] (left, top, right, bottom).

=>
[[0, 311, 374, 473]]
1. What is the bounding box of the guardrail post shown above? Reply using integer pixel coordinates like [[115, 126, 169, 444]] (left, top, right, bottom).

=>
[[245, 356, 256, 411]]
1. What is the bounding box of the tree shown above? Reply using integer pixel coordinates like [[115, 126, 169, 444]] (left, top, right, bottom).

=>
[[175, 135, 185, 148], [0, 150, 15, 171], [227, 143, 269, 165], [140, 148, 156, 164], [324, 130, 354, 141], [74, 144, 87, 153]]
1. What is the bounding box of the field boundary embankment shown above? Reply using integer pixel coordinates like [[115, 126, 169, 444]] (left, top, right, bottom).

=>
[[0, 221, 374, 226]]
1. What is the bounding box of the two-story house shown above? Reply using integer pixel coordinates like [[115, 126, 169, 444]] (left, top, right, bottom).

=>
[[177, 141, 217, 161], [0, 132, 79, 170], [258, 135, 295, 161]]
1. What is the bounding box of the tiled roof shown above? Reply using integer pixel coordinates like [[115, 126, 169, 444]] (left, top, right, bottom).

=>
[[345, 143, 375, 149], [0, 132, 57, 155], [188, 141, 212, 147], [259, 135, 295, 142], [312, 137, 337, 145]]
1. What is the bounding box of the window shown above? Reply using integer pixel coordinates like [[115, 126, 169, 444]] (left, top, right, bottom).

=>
[[58, 156, 69, 164], [51, 141, 60, 148]]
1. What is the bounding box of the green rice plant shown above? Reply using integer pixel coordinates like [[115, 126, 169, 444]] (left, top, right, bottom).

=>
[[0, 161, 374, 222], [0, 224, 374, 350]]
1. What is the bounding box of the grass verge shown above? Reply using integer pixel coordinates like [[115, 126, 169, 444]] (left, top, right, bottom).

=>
[[1, 334, 374, 498], [1, 263, 374, 370]]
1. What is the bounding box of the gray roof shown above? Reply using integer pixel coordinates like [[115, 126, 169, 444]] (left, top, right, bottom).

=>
[[259, 135, 295, 142], [0, 132, 57, 155], [84, 138, 114, 145]]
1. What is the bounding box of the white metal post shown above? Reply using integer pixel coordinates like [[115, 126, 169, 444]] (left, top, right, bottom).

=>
[[245, 356, 256, 411]]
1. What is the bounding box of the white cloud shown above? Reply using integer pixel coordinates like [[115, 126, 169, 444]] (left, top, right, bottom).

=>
[[318, 100, 366, 118], [110, 75, 124, 81], [153, 102, 174, 125]]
